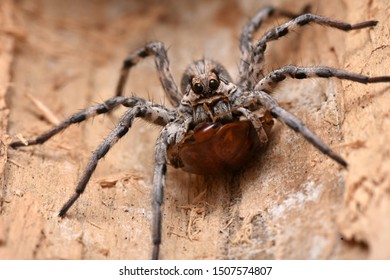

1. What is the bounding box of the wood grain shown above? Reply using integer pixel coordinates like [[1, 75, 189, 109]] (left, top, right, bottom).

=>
[[1, 0, 389, 259]]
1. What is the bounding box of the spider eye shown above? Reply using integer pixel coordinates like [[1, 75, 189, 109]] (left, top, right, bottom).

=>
[[209, 78, 220, 90], [192, 82, 204, 94]]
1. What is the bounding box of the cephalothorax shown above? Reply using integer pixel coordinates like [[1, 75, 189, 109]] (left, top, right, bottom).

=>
[[10, 6, 390, 259], [168, 59, 275, 174]]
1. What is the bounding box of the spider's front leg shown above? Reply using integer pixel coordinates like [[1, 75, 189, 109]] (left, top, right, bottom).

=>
[[249, 66, 389, 166], [10, 96, 140, 148], [237, 65, 390, 165], [116, 41, 181, 107], [151, 121, 184, 260], [58, 103, 174, 217], [237, 91, 348, 167]]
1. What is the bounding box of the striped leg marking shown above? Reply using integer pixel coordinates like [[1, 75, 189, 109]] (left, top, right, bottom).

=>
[[151, 122, 183, 260], [248, 14, 378, 88], [238, 5, 309, 89], [10, 96, 174, 148], [58, 104, 174, 218], [251, 91, 348, 167], [255, 66, 390, 92]]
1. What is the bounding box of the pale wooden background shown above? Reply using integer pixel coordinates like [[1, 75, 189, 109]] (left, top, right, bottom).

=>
[[1, 0, 389, 259]]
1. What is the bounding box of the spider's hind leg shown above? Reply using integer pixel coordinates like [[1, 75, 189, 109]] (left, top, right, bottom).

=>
[[238, 5, 309, 89], [247, 13, 378, 91]]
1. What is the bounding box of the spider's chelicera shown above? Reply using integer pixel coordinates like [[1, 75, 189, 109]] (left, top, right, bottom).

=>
[[10, 6, 390, 259]]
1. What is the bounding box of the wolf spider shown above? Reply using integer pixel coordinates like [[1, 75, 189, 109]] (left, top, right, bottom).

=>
[[10, 6, 390, 259]]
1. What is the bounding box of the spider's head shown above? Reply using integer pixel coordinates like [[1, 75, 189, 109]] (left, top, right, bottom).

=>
[[190, 70, 220, 98], [180, 59, 233, 100], [180, 59, 237, 123]]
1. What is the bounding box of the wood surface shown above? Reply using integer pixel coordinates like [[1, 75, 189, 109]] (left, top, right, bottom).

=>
[[0, 0, 389, 259]]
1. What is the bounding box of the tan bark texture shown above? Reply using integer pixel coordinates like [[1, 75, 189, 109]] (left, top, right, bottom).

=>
[[0, 0, 389, 259]]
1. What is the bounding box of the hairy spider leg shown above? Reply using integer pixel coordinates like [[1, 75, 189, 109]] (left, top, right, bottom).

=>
[[234, 67, 390, 167], [235, 91, 348, 167], [9, 96, 174, 223], [10, 96, 140, 148], [150, 122, 182, 260], [116, 41, 182, 107], [58, 102, 174, 217], [238, 5, 310, 89], [10, 96, 172, 148], [247, 14, 379, 90], [255, 66, 390, 93], [236, 107, 272, 143]]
